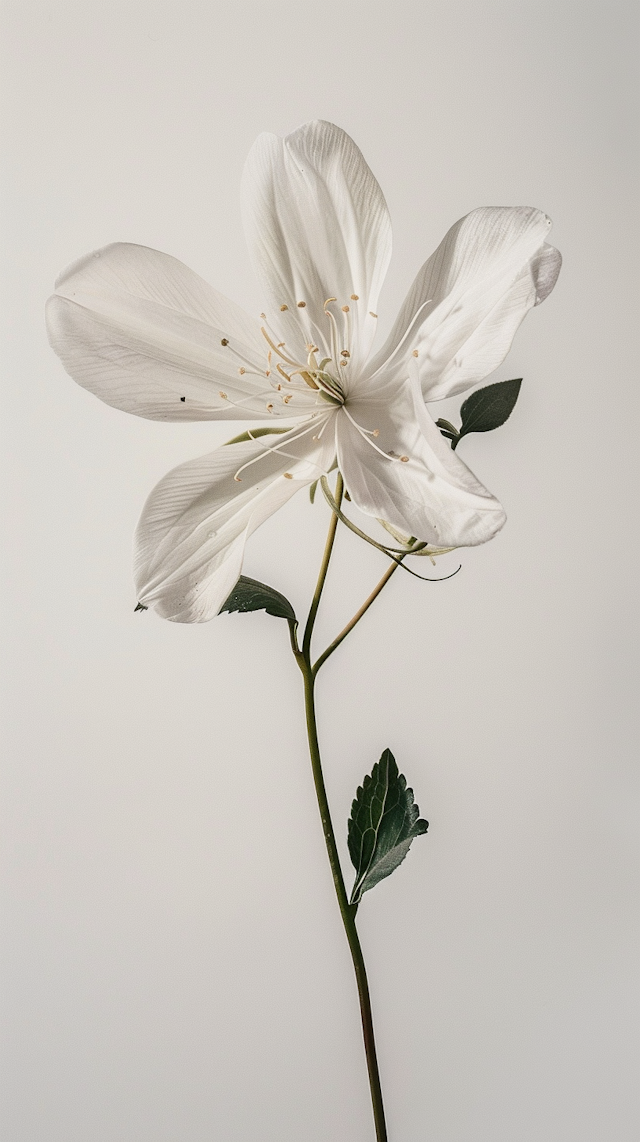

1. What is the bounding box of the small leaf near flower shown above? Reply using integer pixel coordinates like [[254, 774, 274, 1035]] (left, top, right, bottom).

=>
[[348, 749, 428, 905], [435, 418, 460, 445], [437, 379, 522, 449], [220, 575, 296, 623]]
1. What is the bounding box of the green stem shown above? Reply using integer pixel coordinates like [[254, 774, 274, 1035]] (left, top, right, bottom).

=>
[[312, 559, 402, 678], [297, 657, 388, 1142], [302, 473, 343, 659], [293, 475, 405, 1142]]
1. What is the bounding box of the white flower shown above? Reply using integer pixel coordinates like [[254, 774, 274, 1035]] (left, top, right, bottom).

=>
[[46, 121, 561, 623]]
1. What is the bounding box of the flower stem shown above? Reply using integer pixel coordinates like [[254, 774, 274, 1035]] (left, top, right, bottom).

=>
[[297, 657, 388, 1142], [293, 475, 410, 1142], [302, 473, 343, 659], [312, 559, 402, 677]]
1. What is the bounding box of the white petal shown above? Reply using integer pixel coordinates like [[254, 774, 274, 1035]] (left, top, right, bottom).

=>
[[363, 208, 561, 402], [135, 415, 336, 622], [241, 120, 391, 370], [337, 378, 505, 547], [46, 243, 318, 421]]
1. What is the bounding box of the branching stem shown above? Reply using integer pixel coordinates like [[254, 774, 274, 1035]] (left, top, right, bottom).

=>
[[293, 471, 404, 1142]]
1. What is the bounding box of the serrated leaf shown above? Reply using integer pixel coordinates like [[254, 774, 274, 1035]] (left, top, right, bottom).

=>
[[219, 575, 296, 622], [348, 749, 428, 905], [456, 378, 522, 448], [223, 427, 289, 446]]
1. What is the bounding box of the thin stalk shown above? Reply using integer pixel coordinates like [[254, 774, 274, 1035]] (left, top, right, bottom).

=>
[[293, 476, 406, 1142], [312, 559, 402, 678], [297, 658, 388, 1142], [302, 473, 343, 659]]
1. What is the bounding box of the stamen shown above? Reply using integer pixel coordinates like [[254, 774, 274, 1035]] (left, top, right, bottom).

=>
[[219, 391, 228, 399], [261, 327, 298, 366], [341, 305, 352, 363], [350, 294, 359, 300], [324, 296, 337, 307], [221, 339, 264, 373], [367, 298, 435, 383], [412, 349, 419, 357], [369, 312, 378, 318], [342, 407, 404, 462], [280, 304, 288, 311], [341, 350, 350, 357], [400, 456, 409, 462], [231, 419, 322, 482], [284, 473, 293, 479], [297, 301, 306, 308], [324, 307, 341, 363]]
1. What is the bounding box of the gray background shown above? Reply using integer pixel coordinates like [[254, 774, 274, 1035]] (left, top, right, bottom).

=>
[[1, 2, 638, 1139]]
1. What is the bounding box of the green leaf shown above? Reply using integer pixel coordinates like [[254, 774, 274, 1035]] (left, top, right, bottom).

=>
[[435, 418, 460, 441], [223, 427, 289, 446], [219, 575, 296, 623], [309, 479, 318, 504], [454, 378, 522, 449], [348, 749, 428, 905]]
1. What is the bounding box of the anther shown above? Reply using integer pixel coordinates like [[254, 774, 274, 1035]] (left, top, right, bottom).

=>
[[283, 472, 293, 479], [221, 338, 229, 346], [412, 349, 419, 357], [238, 367, 245, 375], [341, 350, 350, 358], [324, 297, 337, 307], [260, 313, 266, 319], [297, 301, 306, 308], [400, 456, 409, 463], [283, 394, 293, 403], [340, 360, 347, 367], [266, 403, 274, 412], [350, 294, 359, 300], [369, 312, 378, 318], [280, 304, 288, 311], [341, 305, 350, 313], [372, 429, 380, 437], [219, 391, 228, 399]]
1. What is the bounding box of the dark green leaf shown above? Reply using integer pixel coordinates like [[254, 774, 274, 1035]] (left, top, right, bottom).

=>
[[223, 427, 289, 446], [456, 378, 522, 447], [348, 749, 428, 904], [219, 575, 296, 623]]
